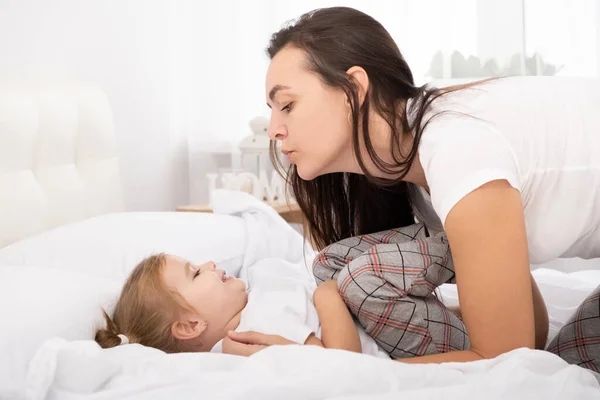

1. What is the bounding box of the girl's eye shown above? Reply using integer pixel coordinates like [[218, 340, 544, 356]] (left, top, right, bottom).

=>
[[281, 102, 292, 113], [193, 269, 201, 279]]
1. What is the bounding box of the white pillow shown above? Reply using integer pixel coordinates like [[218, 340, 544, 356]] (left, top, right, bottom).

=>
[[0, 265, 120, 398], [0, 212, 248, 398], [0, 212, 247, 282]]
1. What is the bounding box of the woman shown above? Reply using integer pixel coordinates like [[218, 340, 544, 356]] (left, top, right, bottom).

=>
[[224, 6, 600, 371]]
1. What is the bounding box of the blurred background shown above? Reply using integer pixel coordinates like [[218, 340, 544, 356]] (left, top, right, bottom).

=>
[[0, 0, 598, 210]]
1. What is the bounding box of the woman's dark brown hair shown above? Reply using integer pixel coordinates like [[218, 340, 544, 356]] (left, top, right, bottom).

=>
[[268, 6, 488, 250]]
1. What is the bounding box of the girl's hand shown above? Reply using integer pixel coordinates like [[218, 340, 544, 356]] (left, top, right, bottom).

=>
[[318, 279, 339, 291], [222, 331, 297, 356], [314, 279, 339, 300]]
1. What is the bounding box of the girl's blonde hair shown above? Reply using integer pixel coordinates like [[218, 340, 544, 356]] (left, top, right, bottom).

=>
[[95, 253, 191, 353]]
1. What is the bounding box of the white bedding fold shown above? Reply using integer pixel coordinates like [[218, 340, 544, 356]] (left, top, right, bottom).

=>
[[25, 338, 600, 400], [210, 189, 307, 278]]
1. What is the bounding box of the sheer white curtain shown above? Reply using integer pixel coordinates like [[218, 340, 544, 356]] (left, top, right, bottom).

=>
[[524, 0, 598, 77], [170, 0, 598, 146], [11, 0, 594, 209], [168, 0, 482, 146], [168, 0, 598, 204]]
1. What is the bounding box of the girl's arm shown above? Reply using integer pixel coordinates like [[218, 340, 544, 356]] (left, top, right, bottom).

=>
[[312, 279, 362, 353], [223, 280, 362, 356], [400, 179, 539, 364]]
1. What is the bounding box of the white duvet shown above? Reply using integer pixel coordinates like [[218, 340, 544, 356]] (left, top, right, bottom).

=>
[[21, 191, 600, 399], [26, 338, 600, 400]]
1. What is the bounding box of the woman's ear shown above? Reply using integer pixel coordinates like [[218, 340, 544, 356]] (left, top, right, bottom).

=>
[[346, 66, 370, 106], [171, 316, 207, 341]]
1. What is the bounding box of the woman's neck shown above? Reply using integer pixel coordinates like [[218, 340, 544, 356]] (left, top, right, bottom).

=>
[[364, 111, 429, 191]]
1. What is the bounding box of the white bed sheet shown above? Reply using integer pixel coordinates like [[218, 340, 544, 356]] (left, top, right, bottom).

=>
[[13, 191, 600, 399]]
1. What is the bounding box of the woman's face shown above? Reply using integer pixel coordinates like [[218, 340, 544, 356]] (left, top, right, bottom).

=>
[[266, 46, 356, 180]]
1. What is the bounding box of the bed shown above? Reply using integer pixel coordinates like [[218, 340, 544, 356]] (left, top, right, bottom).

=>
[[1, 82, 599, 400]]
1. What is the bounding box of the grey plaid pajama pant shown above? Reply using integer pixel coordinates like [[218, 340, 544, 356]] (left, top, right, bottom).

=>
[[312, 223, 470, 359], [547, 284, 600, 375], [314, 222, 600, 377]]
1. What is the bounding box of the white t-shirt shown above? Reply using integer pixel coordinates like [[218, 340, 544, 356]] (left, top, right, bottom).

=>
[[211, 258, 387, 358], [415, 76, 600, 264]]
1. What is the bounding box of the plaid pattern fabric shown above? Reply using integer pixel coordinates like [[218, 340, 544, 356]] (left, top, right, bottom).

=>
[[547, 284, 600, 374], [313, 223, 470, 359]]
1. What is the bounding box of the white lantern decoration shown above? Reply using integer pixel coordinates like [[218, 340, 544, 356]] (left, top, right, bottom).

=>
[[239, 116, 271, 177], [206, 116, 287, 204]]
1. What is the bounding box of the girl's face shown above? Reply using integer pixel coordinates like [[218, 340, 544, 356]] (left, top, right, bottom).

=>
[[161, 255, 248, 348], [266, 46, 357, 180]]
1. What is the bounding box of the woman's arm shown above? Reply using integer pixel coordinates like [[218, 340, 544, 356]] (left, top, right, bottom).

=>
[[399, 179, 537, 364], [448, 272, 549, 350], [531, 273, 549, 349], [313, 280, 362, 353]]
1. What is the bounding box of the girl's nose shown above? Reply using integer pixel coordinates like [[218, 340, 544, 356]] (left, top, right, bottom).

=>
[[201, 261, 216, 271]]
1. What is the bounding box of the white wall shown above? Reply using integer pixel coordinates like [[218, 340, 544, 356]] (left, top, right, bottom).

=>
[[0, 0, 290, 210], [597, 0, 600, 77], [2, 0, 596, 210], [0, 0, 188, 211]]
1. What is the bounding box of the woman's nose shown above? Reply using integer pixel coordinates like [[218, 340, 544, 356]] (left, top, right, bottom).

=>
[[268, 123, 288, 141]]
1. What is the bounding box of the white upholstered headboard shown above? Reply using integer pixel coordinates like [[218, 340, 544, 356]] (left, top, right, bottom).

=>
[[0, 83, 124, 248]]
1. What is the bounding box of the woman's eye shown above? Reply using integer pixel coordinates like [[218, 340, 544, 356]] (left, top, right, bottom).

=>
[[193, 269, 201, 279], [280, 102, 292, 113]]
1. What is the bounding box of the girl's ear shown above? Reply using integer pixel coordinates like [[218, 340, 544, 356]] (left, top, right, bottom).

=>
[[171, 316, 207, 341]]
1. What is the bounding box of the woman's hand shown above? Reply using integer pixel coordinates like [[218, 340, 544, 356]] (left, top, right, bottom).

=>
[[222, 331, 297, 357]]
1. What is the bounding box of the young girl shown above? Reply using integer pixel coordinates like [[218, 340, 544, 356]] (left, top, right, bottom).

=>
[[96, 222, 470, 359], [95, 253, 372, 355]]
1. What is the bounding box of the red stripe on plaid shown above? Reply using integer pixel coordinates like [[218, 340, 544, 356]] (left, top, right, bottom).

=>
[[359, 246, 398, 339], [574, 302, 592, 367], [338, 263, 426, 294], [370, 245, 383, 278], [548, 337, 600, 353], [352, 304, 431, 336], [411, 277, 437, 293], [382, 230, 399, 243], [314, 254, 326, 266], [416, 332, 433, 356], [436, 305, 452, 353], [370, 300, 395, 338], [363, 235, 382, 246], [313, 253, 353, 273], [418, 240, 431, 269]]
